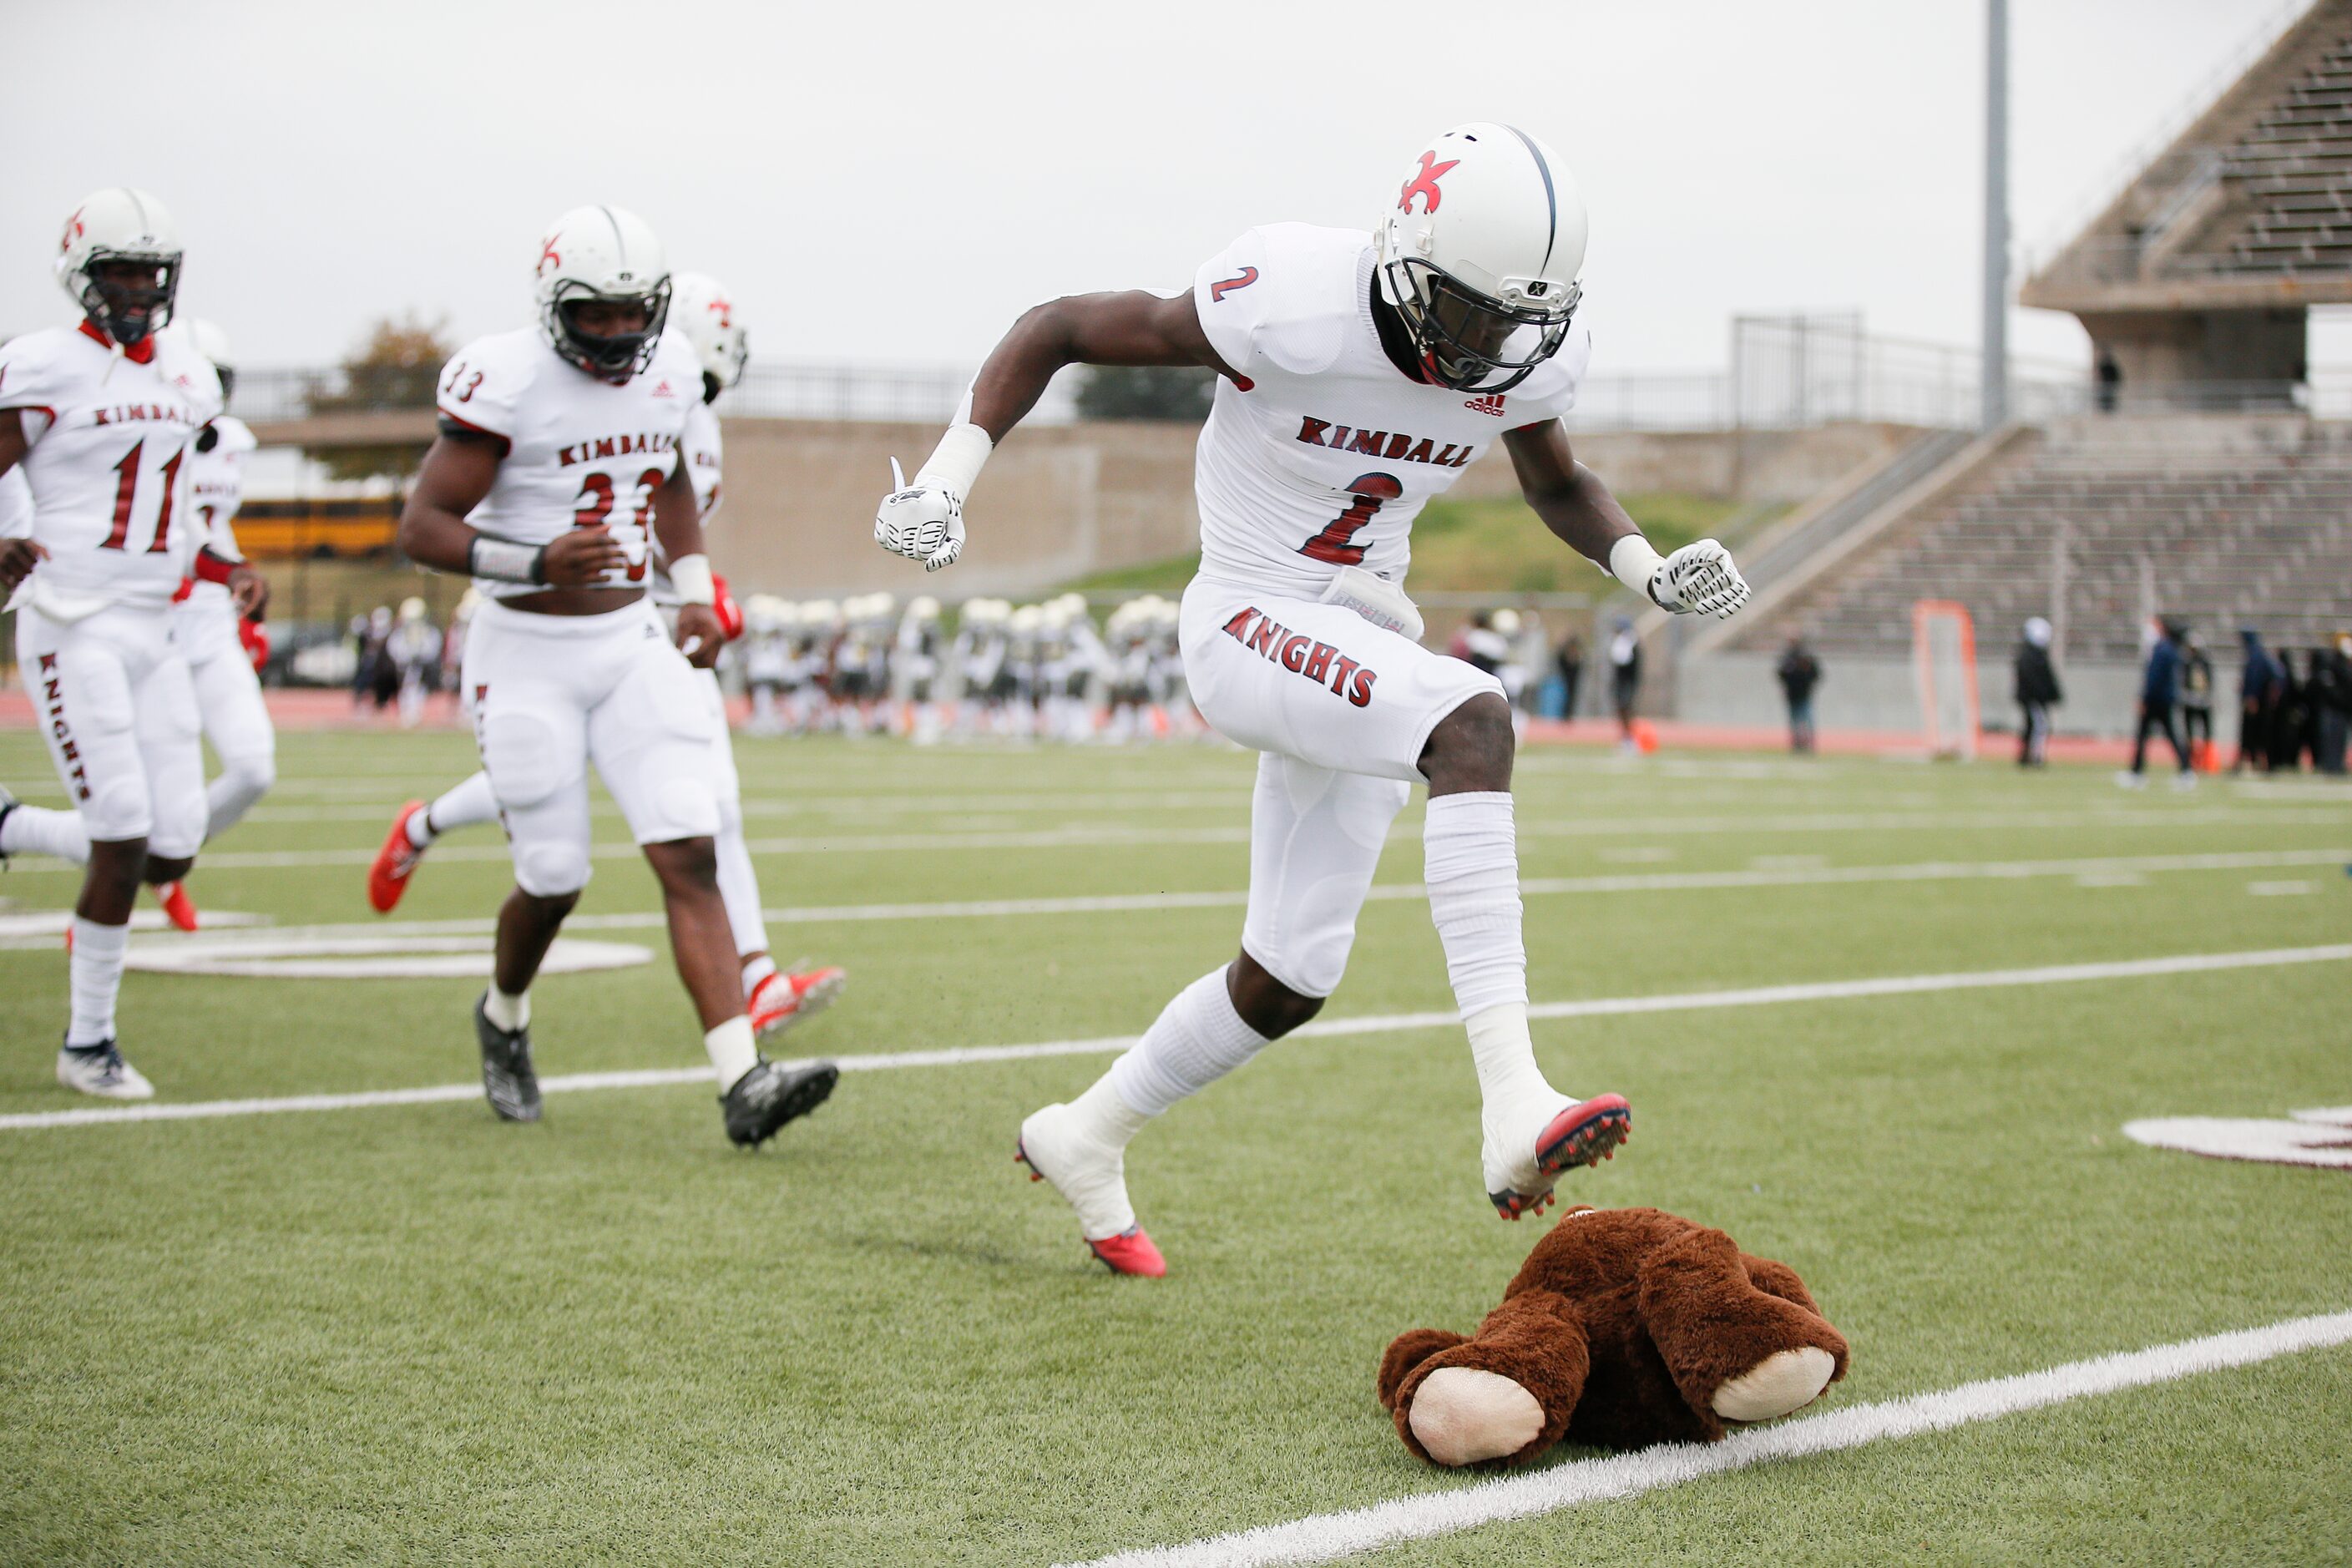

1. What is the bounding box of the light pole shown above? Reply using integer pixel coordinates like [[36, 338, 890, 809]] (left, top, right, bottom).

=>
[[1983, 0, 2010, 430]]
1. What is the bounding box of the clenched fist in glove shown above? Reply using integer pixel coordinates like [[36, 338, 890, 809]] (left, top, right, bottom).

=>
[[874, 458, 966, 574], [1611, 535, 1751, 619]]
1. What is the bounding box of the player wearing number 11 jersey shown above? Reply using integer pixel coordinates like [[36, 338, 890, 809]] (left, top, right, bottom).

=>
[[394, 205, 835, 1148], [0, 188, 258, 1099], [876, 124, 1754, 1275]]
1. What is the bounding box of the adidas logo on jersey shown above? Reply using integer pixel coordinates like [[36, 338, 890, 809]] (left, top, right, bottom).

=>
[[556, 431, 678, 468], [1293, 417, 1475, 468], [1464, 393, 1508, 417], [651, 379, 677, 399]]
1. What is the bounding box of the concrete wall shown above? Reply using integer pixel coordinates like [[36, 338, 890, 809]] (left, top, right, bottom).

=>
[[1674, 650, 2241, 746], [706, 417, 1920, 599]]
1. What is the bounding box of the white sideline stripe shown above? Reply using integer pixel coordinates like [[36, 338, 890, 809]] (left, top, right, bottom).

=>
[[8, 847, 2337, 951], [1062, 1311, 2352, 1568], [2, 943, 2345, 1132], [2, 805, 2344, 876]]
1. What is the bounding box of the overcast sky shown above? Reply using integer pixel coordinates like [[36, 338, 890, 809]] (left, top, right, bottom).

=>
[[1, 0, 2314, 377]]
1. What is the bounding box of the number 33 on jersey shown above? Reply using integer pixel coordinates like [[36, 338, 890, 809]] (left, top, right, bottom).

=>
[[432, 326, 703, 599]]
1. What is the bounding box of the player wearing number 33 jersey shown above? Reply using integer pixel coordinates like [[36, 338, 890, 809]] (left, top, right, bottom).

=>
[[878, 124, 1755, 1277], [393, 205, 837, 1153]]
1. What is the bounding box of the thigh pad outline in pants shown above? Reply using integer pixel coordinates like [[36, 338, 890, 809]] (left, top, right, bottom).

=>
[[479, 684, 594, 897], [25, 616, 153, 844], [133, 651, 209, 859], [1242, 751, 1410, 998], [590, 639, 723, 846]]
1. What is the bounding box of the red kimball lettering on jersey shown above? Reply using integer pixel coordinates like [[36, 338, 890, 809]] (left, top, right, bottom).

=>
[[89, 403, 193, 428], [1295, 417, 1472, 468], [36, 654, 91, 800], [556, 431, 678, 468], [1221, 608, 1378, 708]]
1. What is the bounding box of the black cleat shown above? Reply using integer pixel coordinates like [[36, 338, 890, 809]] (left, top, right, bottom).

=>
[[473, 994, 542, 1123], [720, 1058, 838, 1148]]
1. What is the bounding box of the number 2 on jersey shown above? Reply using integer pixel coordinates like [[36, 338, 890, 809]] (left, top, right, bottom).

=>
[[1298, 472, 1403, 566], [100, 439, 184, 554]]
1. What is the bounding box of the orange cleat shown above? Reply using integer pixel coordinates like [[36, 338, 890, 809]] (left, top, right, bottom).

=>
[[152, 880, 199, 933], [746, 963, 846, 1039], [368, 801, 428, 914]]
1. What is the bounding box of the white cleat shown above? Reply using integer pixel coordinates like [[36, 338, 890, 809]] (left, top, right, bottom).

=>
[[1015, 1102, 1166, 1276], [1482, 1091, 1631, 1220], [56, 1040, 154, 1100]]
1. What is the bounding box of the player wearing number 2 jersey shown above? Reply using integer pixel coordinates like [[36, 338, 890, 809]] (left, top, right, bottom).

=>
[[876, 124, 1754, 1276], [0, 188, 264, 1100], [394, 206, 836, 1148]]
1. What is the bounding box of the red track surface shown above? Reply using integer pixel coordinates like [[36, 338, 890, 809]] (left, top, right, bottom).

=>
[[0, 685, 2142, 763]]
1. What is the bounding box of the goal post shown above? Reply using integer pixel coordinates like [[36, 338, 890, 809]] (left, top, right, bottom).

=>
[[1912, 599, 1980, 761]]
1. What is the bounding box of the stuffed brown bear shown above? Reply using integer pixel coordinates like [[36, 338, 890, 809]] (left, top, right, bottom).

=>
[[1378, 1206, 1849, 1466]]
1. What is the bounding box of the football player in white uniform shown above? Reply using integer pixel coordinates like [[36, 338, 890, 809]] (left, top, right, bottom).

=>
[[367, 271, 847, 1041], [877, 125, 1751, 1274], [389, 208, 836, 1144], [0, 189, 260, 1098], [169, 318, 276, 844]]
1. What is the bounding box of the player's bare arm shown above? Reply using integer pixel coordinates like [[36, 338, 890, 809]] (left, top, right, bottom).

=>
[[0, 415, 48, 589], [877, 291, 1237, 571], [397, 430, 625, 598], [1505, 418, 1753, 619], [649, 459, 723, 668]]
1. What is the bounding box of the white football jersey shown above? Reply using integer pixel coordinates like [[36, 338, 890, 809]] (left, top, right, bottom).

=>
[[434, 327, 700, 600], [650, 395, 723, 608], [0, 467, 28, 540], [0, 323, 223, 612], [180, 412, 257, 614], [1189, 225, 1589, 599]]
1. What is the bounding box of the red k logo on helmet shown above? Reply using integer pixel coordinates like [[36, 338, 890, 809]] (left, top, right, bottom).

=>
[[1399, 152, 1460, 216], [62, 208, 85, 255], [537, 235, 564, 277]]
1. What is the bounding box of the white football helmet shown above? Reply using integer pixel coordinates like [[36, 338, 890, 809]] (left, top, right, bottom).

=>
[[1374, 124, 1586, 392], [57, 187, 183, 348], [669, 271, 749, 402], [533, 205, 671, 382]]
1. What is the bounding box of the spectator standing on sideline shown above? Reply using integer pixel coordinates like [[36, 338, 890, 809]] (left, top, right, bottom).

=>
[[2095, 348, 2122, 413], [2233, 626, 2281, 774], [2272, 650, 2309, 772], [2312, 633, 2351, 776], [1554, 632, 1585, 719], [1606, 616, 1641, 751], [2013, 616, 2061, 766], [1775, 635, 1822, 754], [2121, 616, 2192, 788], [2178, 631, 2214, 766]]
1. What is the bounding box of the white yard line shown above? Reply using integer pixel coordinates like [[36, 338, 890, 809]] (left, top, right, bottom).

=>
[[3, 943, 2344, 1132], [8, 847, 2339, 951], [1, 807, 2344, 878], [1061, 1311, 2352, 1568]]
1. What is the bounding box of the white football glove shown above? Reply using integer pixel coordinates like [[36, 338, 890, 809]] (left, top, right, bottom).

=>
[[1647, 538, 1751, 619], [874, 458, 965, 574]]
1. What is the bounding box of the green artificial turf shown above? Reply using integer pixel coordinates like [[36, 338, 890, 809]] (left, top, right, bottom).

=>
[[1, 730, 2347, 1565]]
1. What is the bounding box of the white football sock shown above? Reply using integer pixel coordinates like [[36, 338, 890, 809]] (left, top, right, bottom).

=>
[[740, 953, 777, 998], [1064, 1070, 1152, 1153], [2, 802, 91, 864], [483, 985, 529, 1033], [1466, 1001, 1560, 1112], [1106, 966, 1269, 1122], [204, 751, 276, 841], [67, 917, 129, 1047], [1423, 792, 1529, 1019], [704, 1015, 758, 1092], [422, 772, 499, 844], [715, 817, 768, 959]]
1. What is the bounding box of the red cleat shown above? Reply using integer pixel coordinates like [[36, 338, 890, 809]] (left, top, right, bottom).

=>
[[1489, 1094, 1632, 1221], [368, 801, 428, 914], [1086, 1227, 1167, 1278], [746, 964, 846, 1039], [152, 880, 199, 933]]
